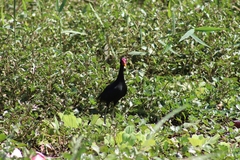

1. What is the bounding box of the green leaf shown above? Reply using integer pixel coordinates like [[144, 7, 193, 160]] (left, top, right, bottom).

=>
[[124, 125, 135, 134], [168, 1, 172, 18], [128, 51, 146, 56], [149, 107, 185, 139], [191, 33, 210, 47], [187, 153, 224, 160], [10, 139, 27, 147], [179, 29, 195, 42], [58, 112, 82, 128], [51, 115, 60, 133], [90, 114, 100, 125], [206, 134, 220, 145], [128, 134, 136, 146], [141, 138, 156, 151], [163, 43, 172, 54], [58, 0, 67, 12], [136, 132, 146, 142], [58, 112, 64, 119], [122, 133, 130, 142], [116, 132, 123, 145], [62, 113, 78, 128], [195, 27, 225, 32], [90, 3, 104, 27], [188, 135, 206, 147], [76, 117, 82, 126], [91, 142, 100, 155], [0, 133, 7, 142], [61, 30, 87, 35], [105, 154, 117, 159], [104, 134, 115, 146], [22, 0, 27, 12], [158, 40, 177, 54], [55, 0, 59, 12], [95, 117, 104, 126], [62, 153, 72, 159], [219, 142, 230, 150]]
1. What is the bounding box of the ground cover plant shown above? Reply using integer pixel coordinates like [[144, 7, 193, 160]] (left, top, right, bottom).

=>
[[0, 0, 240, 159]]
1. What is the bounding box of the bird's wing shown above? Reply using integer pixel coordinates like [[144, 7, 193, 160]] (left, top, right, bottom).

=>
[[98, 82, 124, 100]]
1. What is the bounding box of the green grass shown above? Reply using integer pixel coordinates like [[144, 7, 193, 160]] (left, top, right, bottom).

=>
[[0, 0, 240, 159]]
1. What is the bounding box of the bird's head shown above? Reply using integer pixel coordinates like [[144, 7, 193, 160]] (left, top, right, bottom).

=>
[[121, 57, 127, 67]]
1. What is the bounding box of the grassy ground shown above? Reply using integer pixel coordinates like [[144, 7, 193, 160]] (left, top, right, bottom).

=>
[[1, 0, 240, 159]]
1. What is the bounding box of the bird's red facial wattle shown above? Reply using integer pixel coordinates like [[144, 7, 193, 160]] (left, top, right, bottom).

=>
[[121, 57, 127, 67]]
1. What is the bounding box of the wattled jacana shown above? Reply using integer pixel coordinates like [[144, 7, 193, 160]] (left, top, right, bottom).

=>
[[98, 57, 127, 124]]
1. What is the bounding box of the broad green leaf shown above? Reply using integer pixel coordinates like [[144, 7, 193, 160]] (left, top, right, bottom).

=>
[[122, 133, 130, 142], [116, 132, 123, 144], [76, 117, 82, 126], [91, 142, 100, 154], [121, 132, 136, 145], [62, 113, 78, 128], [141, 138, 156, 151], [62, 153, 72, 159], [100, 145, 109, 153], [128, 134, 136, 146], [124, 125, 135, 134], [206, 134, 220, 145], [58, 112, 82, 128], [105, 154, 117, 159], [104, 134, 115, 146], [90, 114, 100, 125], [95, 118, 104, 126], [195, 86, 207, 97], [188, 135, 206, 147], [135, 132, 146, 142], [219, 142, 230, 149], [58, 112, 64, 119], [0, 133, 7, 142], [179, 29, 194, 42]]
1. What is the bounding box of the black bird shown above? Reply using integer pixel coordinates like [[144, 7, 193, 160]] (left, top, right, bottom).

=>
[[98, 57, 127, 124]]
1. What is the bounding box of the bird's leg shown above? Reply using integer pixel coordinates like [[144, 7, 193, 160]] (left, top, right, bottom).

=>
[[111, 102, 117, 120], [104, 103, 109, 124], [104, 108, 107, 124]]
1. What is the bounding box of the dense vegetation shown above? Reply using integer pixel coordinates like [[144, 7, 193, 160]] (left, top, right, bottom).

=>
[[0, 0, 239, 159]]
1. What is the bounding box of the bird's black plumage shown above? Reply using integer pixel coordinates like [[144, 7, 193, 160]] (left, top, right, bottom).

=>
[[98, 57, 127, 123]]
